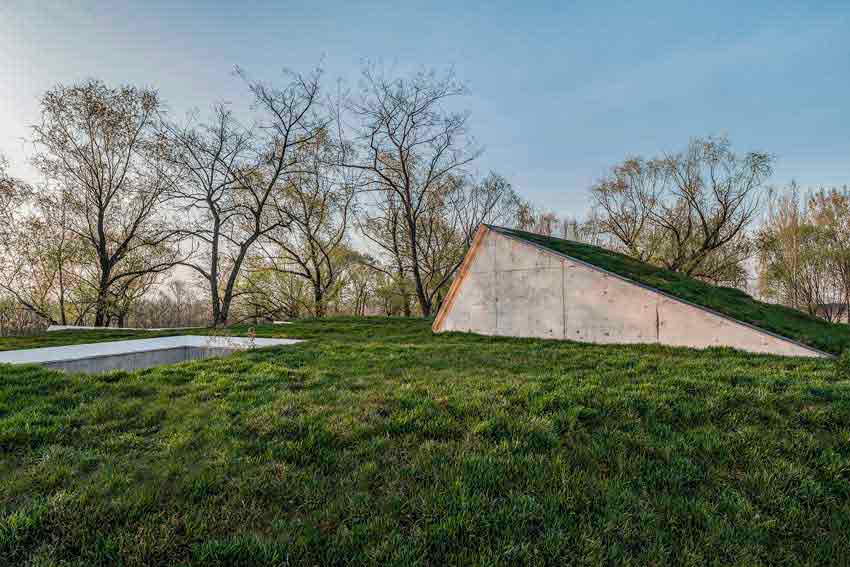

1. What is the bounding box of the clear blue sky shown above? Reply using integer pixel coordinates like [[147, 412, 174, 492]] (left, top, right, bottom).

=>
[[2, 0, 848, 216]]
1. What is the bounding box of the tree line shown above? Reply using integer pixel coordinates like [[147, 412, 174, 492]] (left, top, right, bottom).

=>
[[1, 68, 847, 331], [0, 68, 522, 330]]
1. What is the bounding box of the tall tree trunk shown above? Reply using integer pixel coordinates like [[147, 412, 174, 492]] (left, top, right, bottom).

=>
[[313, 285, 325, 318], [211, 298, 222, 328], [94, 277, 110, 327], [404, 210, 432, 317], [208, 215, 222, 327], [217, 238, 258, 327], [58, 270, 67, 326], [217, 299, 230, 328], [408, 246, 431, 317]]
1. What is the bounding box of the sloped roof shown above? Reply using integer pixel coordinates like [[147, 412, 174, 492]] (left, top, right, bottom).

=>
[[488, 225, 850, 356]]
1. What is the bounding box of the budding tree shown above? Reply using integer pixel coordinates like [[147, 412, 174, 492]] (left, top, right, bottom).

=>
[[350, 68, 517, 316], [31, 80, 182, 326], [164, 69, 325, 325], [758, 185, 850, 321], [258, 127, 360, 317], [591, 137, 771, 285]]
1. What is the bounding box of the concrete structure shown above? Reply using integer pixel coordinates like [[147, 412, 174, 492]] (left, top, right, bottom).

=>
[[0, 335, 302, 373], [47, 325, 202, 332], [433, 225, 829, 358]]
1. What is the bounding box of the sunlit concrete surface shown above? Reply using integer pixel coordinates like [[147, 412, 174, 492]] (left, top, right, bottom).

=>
[[46, 325, 202, 332], [436, 227, 829, 358], [0, 336, 302, 373]]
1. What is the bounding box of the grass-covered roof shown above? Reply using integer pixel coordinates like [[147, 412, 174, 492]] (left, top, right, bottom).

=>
[[489, 225, 850, 356]]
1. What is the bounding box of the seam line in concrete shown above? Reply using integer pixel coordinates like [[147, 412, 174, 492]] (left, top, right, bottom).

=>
[[655, 301, 660, 343], [562, 261, 567, 339]]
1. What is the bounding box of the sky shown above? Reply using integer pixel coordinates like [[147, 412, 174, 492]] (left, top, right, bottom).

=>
[[1, 0, 848, 218]]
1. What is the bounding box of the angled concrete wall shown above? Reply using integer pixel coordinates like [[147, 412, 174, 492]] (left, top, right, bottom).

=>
[[436, 228, 827, 358]]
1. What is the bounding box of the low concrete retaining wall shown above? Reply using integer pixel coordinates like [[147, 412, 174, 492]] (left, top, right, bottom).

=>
[[40, 346, 236, 373], [0, 336, 302, 374]]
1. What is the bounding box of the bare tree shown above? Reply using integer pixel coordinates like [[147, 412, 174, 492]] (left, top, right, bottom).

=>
[[106, 270, 162, 327], [591, 137, 771, 284], [414, 173, 519, 311], [358, 171, 517, 316], [340, 260, 378, 317], [458, 172, 521, 238], [348, 69, 519, 316], [757, 188, 806, 309], [661, 138, 770, 275], [358, 191, 413, 316], [257, 124, 360, 317], [0, 154, 11, 188], [348, 68, 479, 316], [511, 201, 607, 245], [0, 156, 91, 326], [590, 157, 664, 262], [31, 80, 182, 326], [0, 217, 65, 324], [164, 69, 325, 325], [162, 105, 253, 325]]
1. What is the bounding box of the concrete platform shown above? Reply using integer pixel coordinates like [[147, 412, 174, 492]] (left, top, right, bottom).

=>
[[0, 335, 302, 373]]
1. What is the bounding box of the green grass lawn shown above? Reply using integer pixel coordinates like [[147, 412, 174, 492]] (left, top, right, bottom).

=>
[[1, 318, 849, 566]]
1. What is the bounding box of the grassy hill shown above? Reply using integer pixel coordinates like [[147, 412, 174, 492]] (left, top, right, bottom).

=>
[[1, 317, 849, 565], [491, 226, 850, 356]]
